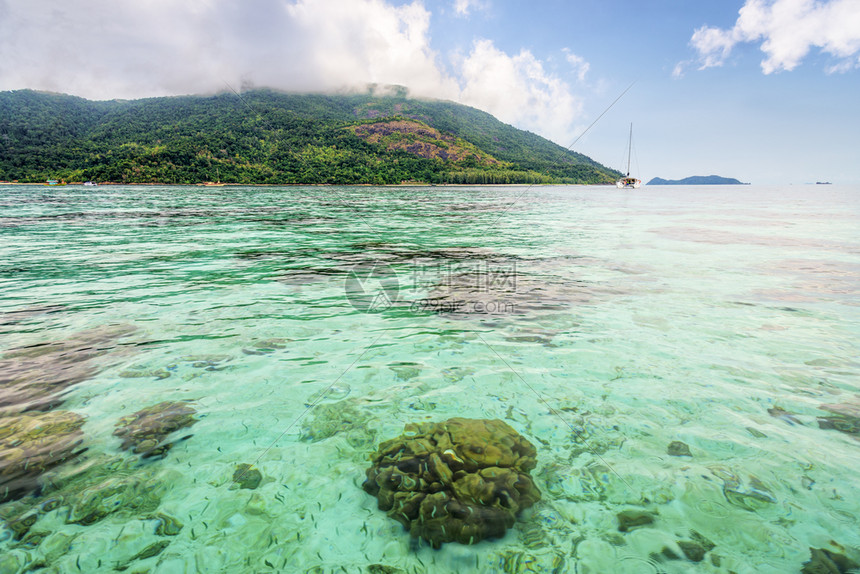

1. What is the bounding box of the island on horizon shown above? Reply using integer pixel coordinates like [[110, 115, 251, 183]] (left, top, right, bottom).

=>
[[647, 175, 749, 185]]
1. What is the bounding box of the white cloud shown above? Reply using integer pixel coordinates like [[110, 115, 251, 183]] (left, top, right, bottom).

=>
[[458, 39, 583, 145], [672, 61, 689, 78], [690, 0, 860, 73], [563, 48, 590, 81], [0, 0, 583, 145], [0, 0, 458, 99], [282, 0, 458, 96], [0, 0, 224, 98], [826, 55, 860, 74], [452, 0, 487, 17]]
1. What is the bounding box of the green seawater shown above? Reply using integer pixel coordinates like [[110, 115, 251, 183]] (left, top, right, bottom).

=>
[[0, 184, 858, 573]]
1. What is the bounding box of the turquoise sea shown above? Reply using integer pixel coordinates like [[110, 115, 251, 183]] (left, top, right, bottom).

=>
[[1, 184, 858, 573]]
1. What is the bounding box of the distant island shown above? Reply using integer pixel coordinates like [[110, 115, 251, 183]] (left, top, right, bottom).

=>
[[0, 88, 621, 185], [647, 175, 748, 185]]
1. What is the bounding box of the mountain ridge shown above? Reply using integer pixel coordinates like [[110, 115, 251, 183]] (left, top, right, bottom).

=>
[[0, 89, 621, 185]]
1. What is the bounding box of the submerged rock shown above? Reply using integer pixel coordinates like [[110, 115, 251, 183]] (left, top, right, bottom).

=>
[[301, 399, 376, 448], [710, 466, 777, 511], [667, 441, 692, 457], [421, 265, 617, 318], [63, 461, 167, 528], [0, 410, 86, 501], [0, 453, 180, 551], [129, 540, 170, 561], [150, 512, 184, 536], [818, 416, 860, 435], [801, 547, 859, 574], [242, 338, 290, 356], [18, 454, 173, 532], [6, 512, 38, 540], [659, 532, 716, 564], [118, 368, 172, 380], [817, 402, 860, 437], [767, 406, 803, 426], [616, 509, 655, 532], [746, 427, 768, 438], [113, 401, 197, 458], [366, 566, 405, 574], [66, 472, 164, 526], [820, 401, 860, 419], [680, 532, 715, 562], [678, 540, 709, 562], [232, 463, 263, 490], [0, 324, 135, 416], [114, 540, 171, 571], [389, 363, 421, 381], [362, 417, 540, 549]]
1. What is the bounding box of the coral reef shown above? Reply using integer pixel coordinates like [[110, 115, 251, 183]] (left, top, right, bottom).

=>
[[362, 417, 540, 548], [0, 410, 86, 502], [113, 401, 197, 458]]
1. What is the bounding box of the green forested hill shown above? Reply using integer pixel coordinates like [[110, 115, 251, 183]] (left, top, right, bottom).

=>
[[0, 89, 621, 185]]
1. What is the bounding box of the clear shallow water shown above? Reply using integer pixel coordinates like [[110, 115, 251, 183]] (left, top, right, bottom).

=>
[[0, 184, 858, 573]]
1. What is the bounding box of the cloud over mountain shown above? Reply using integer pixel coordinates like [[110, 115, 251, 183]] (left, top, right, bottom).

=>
[[0, 0, 586, 145]]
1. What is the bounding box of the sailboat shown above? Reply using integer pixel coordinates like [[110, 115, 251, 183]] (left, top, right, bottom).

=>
[[202, 166, 226, 187], [616, 123, 641, 189]]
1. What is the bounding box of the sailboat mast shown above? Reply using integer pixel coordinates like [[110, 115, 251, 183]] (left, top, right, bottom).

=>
[[626, 123, 633, 176]]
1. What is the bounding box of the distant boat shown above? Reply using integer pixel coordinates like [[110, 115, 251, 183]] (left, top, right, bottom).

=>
[[616, 123, 641, 189], [45, 180, 67, 186], [816, 181, 832, 185], [202, 167, 226, 187], [83, 181, 97, 187]]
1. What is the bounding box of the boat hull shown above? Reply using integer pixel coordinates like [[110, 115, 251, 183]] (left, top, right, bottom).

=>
[[615, 178, 641, 189]]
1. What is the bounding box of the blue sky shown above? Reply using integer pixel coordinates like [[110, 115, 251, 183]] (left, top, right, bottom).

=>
[[426, 0, 860, 184], [1, 0, 858, 184]]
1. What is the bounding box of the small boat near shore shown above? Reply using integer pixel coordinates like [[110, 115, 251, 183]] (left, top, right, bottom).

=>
[[201, 167, 226, 186], [616, 123, 641, 189]]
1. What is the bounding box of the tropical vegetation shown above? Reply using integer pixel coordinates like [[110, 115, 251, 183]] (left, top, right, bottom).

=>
[[0, 88, 621, 185]]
